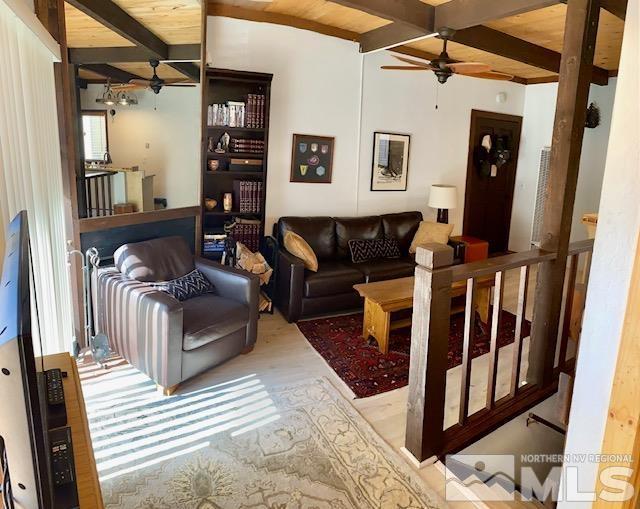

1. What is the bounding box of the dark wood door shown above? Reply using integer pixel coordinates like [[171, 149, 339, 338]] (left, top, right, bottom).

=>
[[463, 110, 523, 254]]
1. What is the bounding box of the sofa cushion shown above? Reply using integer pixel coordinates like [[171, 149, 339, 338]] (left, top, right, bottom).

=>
[[303, 261, 365, 298], [334, 216, 382, 258], [114, 236, 194, 282], [182, 294, 249, 351], [348, 237, 401, 263], [409, 221, 454, 254], [154, 269, 215, 301], [350, 257, 416, 283], [381, 212, 423, 255], [278, 217, 336, 260], [284, 231, 318, 271]]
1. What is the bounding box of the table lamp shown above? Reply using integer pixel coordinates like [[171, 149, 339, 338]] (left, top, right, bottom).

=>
[[428, 184, 457, 224]]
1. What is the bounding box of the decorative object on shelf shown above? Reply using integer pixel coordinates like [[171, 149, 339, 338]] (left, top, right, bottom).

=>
[[207, 137, 215, 152], [585, 102, 601, 129], [428, 184, 457, 224], [214, 142, 225, 154], [290, 134, 334, 183], [204, 198, 217, 211], [220, 132, 231, 152], [229, 158, 262, 173], [371, 132, 410, 191], [207, 160, 220, 172], [223, 192, 233, 212]]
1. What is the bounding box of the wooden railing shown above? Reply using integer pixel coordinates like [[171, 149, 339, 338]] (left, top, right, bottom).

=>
[[405, 239, 594, 462], [84, 170, 116, 218]]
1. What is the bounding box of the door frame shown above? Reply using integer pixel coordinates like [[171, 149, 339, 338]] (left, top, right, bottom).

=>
[[463, 109, 523, 253]]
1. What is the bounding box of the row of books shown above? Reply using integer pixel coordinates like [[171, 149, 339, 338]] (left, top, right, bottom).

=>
[[232, 180, 263, 213], [207, 101, 246, 128], [246, 94, 266, 129], [231, 222, 261, 252], [203, 233, 227, 254], [230, 138, 264, 154]]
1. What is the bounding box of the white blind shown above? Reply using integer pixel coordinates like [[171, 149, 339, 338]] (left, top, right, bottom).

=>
[[82, 114, 108, 161]]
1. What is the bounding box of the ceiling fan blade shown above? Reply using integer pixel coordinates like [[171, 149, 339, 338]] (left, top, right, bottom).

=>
[[460, 70, 515, 81], [381, 65, 431, 71], [162, 78, 192, 84], [129, 79, 152, 86], [163, 83, 197, 87], [392, 55, 433, 69], [448, 62, 491, 73]]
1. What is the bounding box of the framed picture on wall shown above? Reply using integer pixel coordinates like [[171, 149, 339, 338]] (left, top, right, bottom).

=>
[[290, 134, 334, 184], [371, 132, 410, 191]]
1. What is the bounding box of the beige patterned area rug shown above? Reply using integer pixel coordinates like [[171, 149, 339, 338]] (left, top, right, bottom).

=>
[[79, 358, 444, 509]]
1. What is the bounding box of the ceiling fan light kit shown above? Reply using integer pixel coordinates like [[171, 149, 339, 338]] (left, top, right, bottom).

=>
[[383, 28, 514, 84]]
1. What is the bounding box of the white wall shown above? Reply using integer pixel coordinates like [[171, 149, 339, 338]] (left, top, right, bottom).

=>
[[80, 84, 201, 209], [510, 80, 617, 251], [560, 2, 639, 505]]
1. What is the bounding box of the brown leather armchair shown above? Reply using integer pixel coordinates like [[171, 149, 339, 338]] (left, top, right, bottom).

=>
[[96, 236, 259, 394]]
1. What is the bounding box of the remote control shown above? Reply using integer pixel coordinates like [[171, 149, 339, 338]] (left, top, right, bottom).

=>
[[45, 368, 65, 406], [49, 427, 76, 487]]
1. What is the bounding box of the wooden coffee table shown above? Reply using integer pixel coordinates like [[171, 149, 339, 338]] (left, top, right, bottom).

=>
[[354, 276, 494, 354]]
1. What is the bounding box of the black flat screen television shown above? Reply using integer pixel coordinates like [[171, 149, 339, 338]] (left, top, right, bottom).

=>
[[0, 211, 53, 509]]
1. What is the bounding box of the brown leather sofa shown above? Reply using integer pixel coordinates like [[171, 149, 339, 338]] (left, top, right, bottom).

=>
[[96, 236, 260, 393], [274, 212, 463, 322]]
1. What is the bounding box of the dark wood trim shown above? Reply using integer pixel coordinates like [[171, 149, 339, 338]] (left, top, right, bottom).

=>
[[198, 0, 207, 257], [359, 24, 437, 53], [81, 64, 144, 83], [79, 206, 201, 233], [528, 0, 601, 387], [600, 0, 627, 19], [434, 0, 561, 31], [166, 62, 200, 82], [448, 25, 609, 86], [65, 0, 169, 59], [69, 44, 200, 64], [462, 109, 523, 254], [327, 0, 434, 32], [207, 3, 359, 42], [525, 75, 561, 84]]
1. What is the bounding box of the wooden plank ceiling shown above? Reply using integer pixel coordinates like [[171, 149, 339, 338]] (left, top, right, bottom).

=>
[[206, 0, 624, 84], [66, 0, 202, 83]]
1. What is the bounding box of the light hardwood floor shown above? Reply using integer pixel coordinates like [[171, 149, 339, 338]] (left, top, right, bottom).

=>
[[169, 266, 555, 508]]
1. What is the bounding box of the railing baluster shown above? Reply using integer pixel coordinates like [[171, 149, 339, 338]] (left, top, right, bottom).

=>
[[107, 175, 113, 215], [559, 254, 579, 370], [459, 277, 477, 425], [510, 265, 530, 397], [100, 175, 107, 217], [87, 178, 93, 218], [486, 271, 504, 409]]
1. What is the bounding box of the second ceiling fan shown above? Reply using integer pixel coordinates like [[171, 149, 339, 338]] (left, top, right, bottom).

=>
[[382, 28, 514, 83]]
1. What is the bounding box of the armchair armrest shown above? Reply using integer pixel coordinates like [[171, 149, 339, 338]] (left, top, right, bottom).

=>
[[95, 268, 183, 388], [276, 248, 306, 322]]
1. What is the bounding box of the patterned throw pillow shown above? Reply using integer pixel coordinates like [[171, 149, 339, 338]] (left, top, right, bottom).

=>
[[154, 269, 215, 301], [349, 238, 402, 263]]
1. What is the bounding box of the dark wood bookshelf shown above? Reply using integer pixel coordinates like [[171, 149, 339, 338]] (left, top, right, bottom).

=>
[[201, 68, 272, 259]]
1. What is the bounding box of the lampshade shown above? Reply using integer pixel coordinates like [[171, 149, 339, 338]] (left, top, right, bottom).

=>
[[428, 184, 457, 210]]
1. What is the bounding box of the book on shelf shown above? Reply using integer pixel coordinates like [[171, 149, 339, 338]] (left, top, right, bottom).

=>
[[246, 94, 266, 129], [208, 101, 247, 128], [232, 180, 263, 213]]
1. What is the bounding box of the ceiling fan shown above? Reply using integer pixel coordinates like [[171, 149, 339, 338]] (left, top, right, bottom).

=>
[[126, 59, 197, 94], [381, 28, 513, 84]]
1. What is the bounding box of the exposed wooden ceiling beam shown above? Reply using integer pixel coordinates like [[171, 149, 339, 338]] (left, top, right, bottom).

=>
[[599, 0, 627, 20], [65, 0, 168, 59], [81, 64, 144, 83], [434, 0, 561, 31], [326, 0, 434, 33], [449, 25, 610, 85], [166, 62, 200, 82], [360, 23, 437, 53], [69, 45, 201, 64]]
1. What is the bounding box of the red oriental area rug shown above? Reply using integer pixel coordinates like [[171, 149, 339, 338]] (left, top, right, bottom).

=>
[[297, 310, 530, 398]]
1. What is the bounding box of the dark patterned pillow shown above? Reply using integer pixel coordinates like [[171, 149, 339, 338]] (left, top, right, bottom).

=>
[[349, 237, 401, 263], [153, 269, 215, 301]]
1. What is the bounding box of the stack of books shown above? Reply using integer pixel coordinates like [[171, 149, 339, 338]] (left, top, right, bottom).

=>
[[203, 233, 227, 255], [233, 180, 263, 213], [231, 219, 261, 252], [230, 138, 265, 154], [208, 101, 246, 127], [246, 94, 266, 128]]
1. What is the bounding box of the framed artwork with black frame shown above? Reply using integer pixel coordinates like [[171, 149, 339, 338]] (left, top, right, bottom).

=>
[[370, 132, 410, 191], [290, 134, 334, 183]]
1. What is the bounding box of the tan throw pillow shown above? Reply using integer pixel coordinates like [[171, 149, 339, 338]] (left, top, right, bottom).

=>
[[409, 221, 454, 254], [283, 231, 318, 272]]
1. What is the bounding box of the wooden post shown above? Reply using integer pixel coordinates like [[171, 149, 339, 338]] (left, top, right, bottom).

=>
[[35, 0, 86, 349], [404, 243, 453, 463], [527, 0, 600, 387]]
